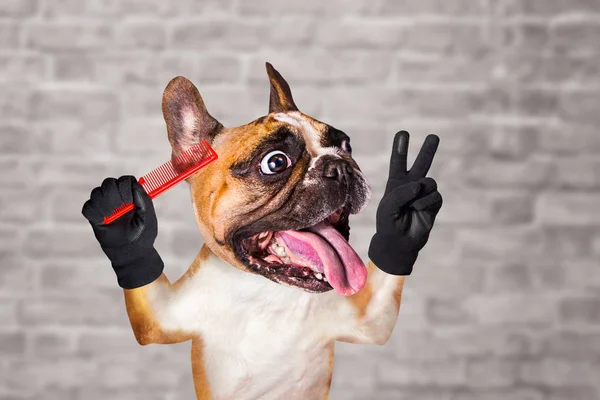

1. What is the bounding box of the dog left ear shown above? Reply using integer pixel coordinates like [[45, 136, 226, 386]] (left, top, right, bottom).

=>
[[266, 62, 298, 113], [162, 76, 223, 157]]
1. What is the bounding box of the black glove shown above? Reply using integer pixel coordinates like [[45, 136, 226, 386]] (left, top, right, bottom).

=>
[[81, 175, 164, 289], [368, 131, 443, 276]]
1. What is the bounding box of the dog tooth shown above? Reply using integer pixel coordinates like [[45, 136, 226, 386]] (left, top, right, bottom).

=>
[[258, 232, 269, 240], [315, 273, 323, 280], [275, 247, 287, 257]]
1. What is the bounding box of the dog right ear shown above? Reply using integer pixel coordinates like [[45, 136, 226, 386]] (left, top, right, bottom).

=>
[[162, 76, 223, 157]]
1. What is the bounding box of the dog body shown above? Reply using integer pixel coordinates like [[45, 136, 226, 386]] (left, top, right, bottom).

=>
[[121, 64, 406, 399]]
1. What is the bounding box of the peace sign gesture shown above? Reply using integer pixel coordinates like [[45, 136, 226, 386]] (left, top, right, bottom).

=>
[[368, 131, 443, 276]]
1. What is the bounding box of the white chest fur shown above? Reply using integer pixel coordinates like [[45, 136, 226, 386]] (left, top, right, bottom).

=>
[[147, 254, 349, 399]]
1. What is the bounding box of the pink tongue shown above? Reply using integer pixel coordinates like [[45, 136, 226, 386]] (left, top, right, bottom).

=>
[[279, 222, 367, 296]]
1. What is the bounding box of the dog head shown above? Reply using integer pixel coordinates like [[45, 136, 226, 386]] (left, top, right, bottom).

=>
[[162, 63, 371, 296]]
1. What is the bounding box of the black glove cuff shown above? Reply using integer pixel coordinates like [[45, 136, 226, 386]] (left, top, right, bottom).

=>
[[104, 246, 164, 289], [368, 233, 419, 276]]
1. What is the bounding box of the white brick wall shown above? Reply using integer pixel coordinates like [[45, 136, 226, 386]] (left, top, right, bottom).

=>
[[0, 0, 599, 399]]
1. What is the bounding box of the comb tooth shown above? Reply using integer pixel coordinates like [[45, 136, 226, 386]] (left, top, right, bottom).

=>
[[159, 165, 170, 182], [150, 170, 161, 190]]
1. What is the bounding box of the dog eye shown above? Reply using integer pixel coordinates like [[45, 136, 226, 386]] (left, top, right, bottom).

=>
[[341, 139, 352, 154], [260, 150, 292, 175]]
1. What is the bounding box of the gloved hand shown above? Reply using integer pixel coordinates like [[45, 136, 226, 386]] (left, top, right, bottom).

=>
[[368, 131, 443, 276], [81, 175, 163, 289]]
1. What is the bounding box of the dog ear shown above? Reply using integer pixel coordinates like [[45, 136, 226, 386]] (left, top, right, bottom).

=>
[[266, 62, 298, 113], [162, 76, 223, 157]]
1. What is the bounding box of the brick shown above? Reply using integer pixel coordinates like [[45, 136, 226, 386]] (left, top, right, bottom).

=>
[[156, 54, 197, 85], [40, 263, 119, 294], [199, 87, 266, 126], [54, 53, 158, 86], [486, 262, 534, 293], [489, 191, 535, 225], [401, 22, 488, 55], [0, 332, 26, 356], [486, 126, 538, 160], [315, 21, 404, 49], [0, 55, 46, 83], [426, 297, 475, 325], [25, 228, 104, 259], [196, 55, 243, 83], [459, 227, 545, 262], [0, 85, 31, 121], [435, 329, 542, 358], [265, 17, 317, 46], [172, 228, 204, 260], [378, 358, 467, 386], [26, 23, 113, 50], [327, 354, 378, 389], [7, 357, 98, 390], [0, 23, 21, 49], [513, 88, 559, 117], [96, 357, 141, 389], [395, 54, 497, 84], [78, 332, 139, 358], [555, 157, 600, 190], [503, 53, 600, 84], [31, 160, 112, 188], [509, 22, 552, 50], [152, 185, 195, 221], [20, 296, 127, 326], [0, 229, 21, 253], [115, 21, 166, 50], [377, 0, 487, 16], [559, 296, 600, 324], [542, 331, 600, 359], [237, 0, 326, 15], [0, 252, 33, 295], [560, 91, 600, 125], [546, 387, 600, 400], [31, 89, 118, 122], [115, 118, 165, 155], [536, 193, 600, 226], [32, 332, 76, 357], [251, 52, 392, 86], [435, 189, 490, 225], [464, 157, 554, 189], [410, 262, 486, 295], [0, 160, 34, 188], [542, 226, 600, 258], [506, 0, 600, 15], [465, 359, 519, 388], [465, 295, 557, 326], [332, 387, 454, 400], [553, 21, 600, 54], [171, 21, 268, 50], [121, 83, 162, 117], [0, 300, 19, 328], [538, 123, 600, 155], [323, 87, 509, 121], [34, 121, 112, 156], [520, 358, 600, 386], [73, 387, 169, 400], [0, 124, 31, 155], [0, 0, 38, 16], [453, 388, 544, 400]]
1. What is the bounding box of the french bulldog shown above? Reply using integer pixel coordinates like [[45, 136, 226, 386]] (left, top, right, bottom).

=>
[[82, 63, 442, 399]]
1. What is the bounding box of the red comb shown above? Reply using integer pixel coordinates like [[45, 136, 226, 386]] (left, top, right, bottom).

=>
[[104, 140, 217, 224]]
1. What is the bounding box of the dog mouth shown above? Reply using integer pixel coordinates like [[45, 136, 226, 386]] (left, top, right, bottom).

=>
[[238, 206, 367, 296]]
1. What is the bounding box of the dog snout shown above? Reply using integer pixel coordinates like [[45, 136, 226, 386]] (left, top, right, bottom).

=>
[[322, 158, 353, 182]]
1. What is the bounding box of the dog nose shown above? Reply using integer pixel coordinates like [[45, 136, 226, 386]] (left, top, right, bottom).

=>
[[323, 158, 354, 181]]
